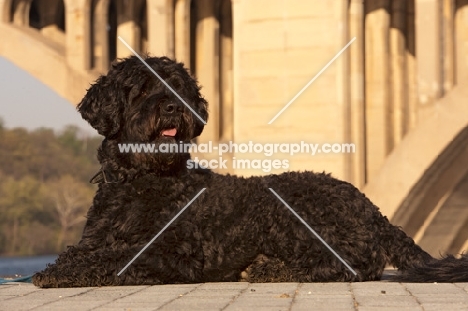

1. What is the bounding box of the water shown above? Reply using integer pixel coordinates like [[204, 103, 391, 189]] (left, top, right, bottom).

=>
[[0, 255, 57, 277]]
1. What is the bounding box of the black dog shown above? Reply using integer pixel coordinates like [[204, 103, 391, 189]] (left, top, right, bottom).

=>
[[33, 56, 468, 287]]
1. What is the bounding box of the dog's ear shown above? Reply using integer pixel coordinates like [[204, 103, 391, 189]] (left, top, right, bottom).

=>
[[192, 98, 208, 138], [77, 75, 123, 137]]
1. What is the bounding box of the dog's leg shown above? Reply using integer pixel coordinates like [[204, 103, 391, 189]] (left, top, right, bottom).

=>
[[139, 221, 205, 284], [244, 252, 362, 283], [32, 245, 164, 288], [33, 229, 205, 287], [241, 254, 296, 282], [32, 251, 122, 287]]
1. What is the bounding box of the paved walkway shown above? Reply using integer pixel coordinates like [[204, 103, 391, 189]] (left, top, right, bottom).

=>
[[1, 280, 468, 311]]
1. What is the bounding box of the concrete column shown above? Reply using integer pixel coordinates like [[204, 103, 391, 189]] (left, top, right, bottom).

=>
[[442, 0, 454, 93], [348, 0, 366, 188], [173, 0, 190, 64], [455, 0, 468, 83], [365, 0, 392, 182], [0, 0, 9, 22], [219, 0, 233, 142], [64, 0, 91, 70], [416, 0, 442, 108], [92, 0, 110, 71], [147, 0, 172, 57], [231, 0, 241, 145], [116, 0, 140, 58], [12, 0, 32, 26], [406, 0, 418, 130], [390, 0, 407, 145], [195, 0, 219, 143]]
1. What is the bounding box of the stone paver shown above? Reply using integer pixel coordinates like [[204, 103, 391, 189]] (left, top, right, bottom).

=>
[[2, 281, 468, 310]]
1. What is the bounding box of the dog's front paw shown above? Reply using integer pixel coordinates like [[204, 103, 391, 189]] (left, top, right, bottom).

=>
[[32, 271, 62, 288], [32, 264, 79, 288]]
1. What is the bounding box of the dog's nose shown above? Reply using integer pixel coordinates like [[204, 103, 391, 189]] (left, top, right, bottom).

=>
[[161, 102, 182, 115]]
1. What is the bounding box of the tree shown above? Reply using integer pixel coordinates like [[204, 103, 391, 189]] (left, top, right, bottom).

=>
[[0, 176, 46, 255], [45, 175, 94, 251], [0, 124, 100, 255], [57, 125, 84, 155]]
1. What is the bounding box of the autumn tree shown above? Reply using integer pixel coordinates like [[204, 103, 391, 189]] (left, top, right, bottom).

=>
[[45, 175, 94, 251], [0, 122, 101, 255], [0, 176, 47, 255]]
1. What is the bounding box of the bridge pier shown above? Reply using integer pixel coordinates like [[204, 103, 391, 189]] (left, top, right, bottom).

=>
[[115, 0, 145, 58], [11, 0, 30, 26], [92, 0, 112, 71], [64, 0, 91, 71], [147, 0, 173, 57], [193, 0, 220, 143]]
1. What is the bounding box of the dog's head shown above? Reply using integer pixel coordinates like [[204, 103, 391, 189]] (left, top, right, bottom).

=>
[[78, 56, 208, 174]]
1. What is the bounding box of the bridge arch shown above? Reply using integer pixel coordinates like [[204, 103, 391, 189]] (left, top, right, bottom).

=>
[[363, 85, 468, 256]]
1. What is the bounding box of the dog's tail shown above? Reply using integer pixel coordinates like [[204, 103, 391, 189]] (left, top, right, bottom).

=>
[[391, 254, 468, 282], [383, 222, 468, 282]]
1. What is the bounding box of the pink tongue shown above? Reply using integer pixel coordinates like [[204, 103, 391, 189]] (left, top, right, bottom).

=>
[[162, 128, 177, 137]]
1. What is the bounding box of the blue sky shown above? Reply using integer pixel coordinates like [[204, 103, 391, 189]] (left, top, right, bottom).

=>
[[0, 57, 97, 135]]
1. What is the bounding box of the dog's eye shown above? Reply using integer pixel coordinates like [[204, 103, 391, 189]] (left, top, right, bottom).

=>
[[140, 90, 147, 96]]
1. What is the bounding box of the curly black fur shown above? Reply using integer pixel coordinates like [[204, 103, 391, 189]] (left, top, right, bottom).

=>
[[32, 56, 468, 287], [392, 254, 468, 282]]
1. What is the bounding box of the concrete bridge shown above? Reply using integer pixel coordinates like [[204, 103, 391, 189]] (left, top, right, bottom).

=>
[[0, 0, 467, 257]]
